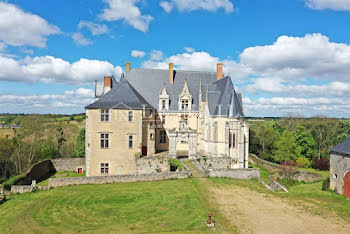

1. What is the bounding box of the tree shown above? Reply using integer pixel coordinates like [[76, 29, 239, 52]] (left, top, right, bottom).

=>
[[333, 119, 350, 145], [73, 129, 85, 158], [255, 122, 280, 159], [309, 117, 334, 161], [294, 126, 315, 160], [274, 130, 300, 163], [0, 137, 15, 179]]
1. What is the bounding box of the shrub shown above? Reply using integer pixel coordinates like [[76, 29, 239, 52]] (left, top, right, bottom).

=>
[[296, 157, 311, 168], [2, 174, 25, 190], [168, 159, 183, 171], [280, 161, 300, 167], [134, 152, 141, 158], [322, 177, 330, 191], [315, 158, 330, 170]]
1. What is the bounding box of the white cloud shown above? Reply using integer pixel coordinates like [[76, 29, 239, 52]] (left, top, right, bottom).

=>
[[160, 1, 173, 13], [243, 96, 350, 117], [184, 47, 195, 53], [306, 0, 350, 11], [100, 0, 153, 32], [78, 20, 109, 35], [142, 50, 250, 81], [131, 50, 146, 58], [72, 32, 93, 46], [239, 33, 350, 82], [150, 50, 163, 60], [160, 0, 234, 13], [0, 55, 122, 85], [0, 2, 60, 48], [0, 88, 94, 114]]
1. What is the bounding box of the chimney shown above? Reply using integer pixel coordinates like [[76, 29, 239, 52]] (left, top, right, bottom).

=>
[[103, 76, 112, 94], [126, 62, 130, 72], [216, 63, 223, 80], [169, 63, 174, 84]]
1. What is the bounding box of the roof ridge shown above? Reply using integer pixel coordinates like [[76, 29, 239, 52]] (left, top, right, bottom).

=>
[[128, 68, 216, 74]]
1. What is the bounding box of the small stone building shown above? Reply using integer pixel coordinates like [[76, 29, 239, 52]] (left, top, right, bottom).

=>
[[330, 137, 350, 198]]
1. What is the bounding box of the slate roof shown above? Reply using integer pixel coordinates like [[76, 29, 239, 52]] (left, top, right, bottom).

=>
[[85, 76, 154, 110], [330, 137, 350, 156], [86, 68, 244, 117], [125, 68, 244, 117]]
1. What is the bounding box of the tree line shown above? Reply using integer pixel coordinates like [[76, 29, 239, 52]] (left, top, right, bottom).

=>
[[249, 116, 350, 170], [0, 115, 85, 183]]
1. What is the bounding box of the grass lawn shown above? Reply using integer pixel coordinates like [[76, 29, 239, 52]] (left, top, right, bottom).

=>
[[0, 178, 221, 233]]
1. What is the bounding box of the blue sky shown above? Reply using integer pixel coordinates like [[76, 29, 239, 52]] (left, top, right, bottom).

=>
[[1, 0, 350, 117]]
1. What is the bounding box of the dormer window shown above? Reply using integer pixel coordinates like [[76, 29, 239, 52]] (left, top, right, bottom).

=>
[[159, 83, 170, 111], [178, 78, 192, 111]]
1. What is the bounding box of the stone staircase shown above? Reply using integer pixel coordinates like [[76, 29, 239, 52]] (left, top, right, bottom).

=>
[[182, 160, 206, 178]]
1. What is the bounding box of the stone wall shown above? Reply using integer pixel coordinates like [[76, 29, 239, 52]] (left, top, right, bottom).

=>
[[249, 153, 280, 170], [199, 157, 231, 169], [270, 170, 323, 183], [208, 168, 260, 179], [269, 179, 288, 192], [48, 171, 189, 188], [330, 153, 350, 194], [51, 158, 85, 172], [136, 157, 170, 174], [11, 185, 49, 194]]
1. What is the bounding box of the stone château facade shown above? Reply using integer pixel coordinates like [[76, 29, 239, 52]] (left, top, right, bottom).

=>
[[85, 62, 249, 176]]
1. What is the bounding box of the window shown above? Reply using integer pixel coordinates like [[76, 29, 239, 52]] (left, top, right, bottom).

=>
[[100, 133, 109, 148], [128, 111, 133, 122], [162, 100, 166, 110], [181, 100, 189, 110], [229, 132, 235, 149], [150, 133, 154, 140], [162, 115, 165, 124], [100, 109, 109, 122], [129, 135, 133, 148], [160, 130, 166, 144], [100, 163, 109, 174]]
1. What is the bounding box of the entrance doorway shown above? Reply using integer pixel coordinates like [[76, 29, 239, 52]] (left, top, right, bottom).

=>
[[344, 171, 350, 198]]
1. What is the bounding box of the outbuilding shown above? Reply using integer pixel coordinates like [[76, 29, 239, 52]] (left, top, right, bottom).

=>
[[329, 137, 350, 198]]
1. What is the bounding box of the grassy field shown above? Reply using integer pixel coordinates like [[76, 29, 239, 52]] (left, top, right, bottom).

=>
[[0, 178, 224, 233]]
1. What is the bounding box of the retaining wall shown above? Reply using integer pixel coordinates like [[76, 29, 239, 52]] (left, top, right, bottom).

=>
[[48, 171, 189, 188], [51, 158, 85, 172], [136, 157, 170, 174], [11, 185, 49, 194], [249, 154, 280, 170], [208, 168, 260, 179], [199, 157, 231, 169]]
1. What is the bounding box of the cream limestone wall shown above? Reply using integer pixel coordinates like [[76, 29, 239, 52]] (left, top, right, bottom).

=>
[[86, 109, 143, 176], [155, 112, 199, 152]]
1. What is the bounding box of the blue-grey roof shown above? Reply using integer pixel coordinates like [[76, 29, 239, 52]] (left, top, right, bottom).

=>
[[86, 68, 244, 117], [125, 68, 216, 112], [330, 137, 350, 156], [85, 77, 154, 110], [206, 76, 244, 117], [125, 68, 244, 117]]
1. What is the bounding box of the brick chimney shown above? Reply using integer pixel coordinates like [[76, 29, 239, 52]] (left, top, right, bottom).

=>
[[126, 62, 130, 72], [169, 63, 174, 84], [216, 63, 223, 80], [103, 76, 112, 94]]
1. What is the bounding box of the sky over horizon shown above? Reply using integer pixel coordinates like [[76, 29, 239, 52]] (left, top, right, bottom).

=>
[[1, 0, 350, 117]]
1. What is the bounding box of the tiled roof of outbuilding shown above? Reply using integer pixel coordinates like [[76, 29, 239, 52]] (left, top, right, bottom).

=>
[[330, 137, 350, 156]]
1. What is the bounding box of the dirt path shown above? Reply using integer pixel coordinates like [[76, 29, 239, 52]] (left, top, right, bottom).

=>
[[209, 185, 350, 234]]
